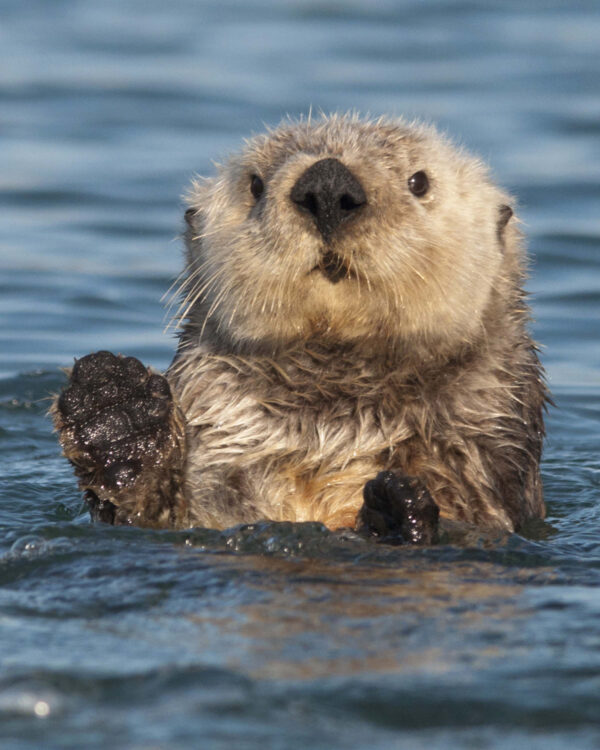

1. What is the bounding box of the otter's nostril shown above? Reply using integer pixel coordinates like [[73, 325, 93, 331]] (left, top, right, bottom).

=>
[[340, 193, 360, 211], [297, 192, 319, 217]]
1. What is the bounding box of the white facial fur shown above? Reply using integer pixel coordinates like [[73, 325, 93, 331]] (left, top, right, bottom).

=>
[[182, 114, 517, 356]]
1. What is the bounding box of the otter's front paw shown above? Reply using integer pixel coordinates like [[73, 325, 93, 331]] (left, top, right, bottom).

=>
[[357, 471, 439, 545], [54, 351, 187, 527]]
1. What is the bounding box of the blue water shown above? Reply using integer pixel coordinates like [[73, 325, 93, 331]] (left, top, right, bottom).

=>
[[2, 1, 600, 747]]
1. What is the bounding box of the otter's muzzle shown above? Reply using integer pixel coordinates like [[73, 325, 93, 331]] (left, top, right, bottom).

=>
[[290, 158, 366, 240]]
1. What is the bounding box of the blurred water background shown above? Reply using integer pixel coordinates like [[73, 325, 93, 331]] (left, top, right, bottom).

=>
[[1, 1, 600, 748]]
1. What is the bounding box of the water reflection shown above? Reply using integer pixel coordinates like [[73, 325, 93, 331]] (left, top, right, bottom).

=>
[[182, 554, 543, 681]]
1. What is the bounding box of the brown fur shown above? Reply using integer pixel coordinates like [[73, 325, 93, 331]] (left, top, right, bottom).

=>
[[171, 114, 547, 532], [56, 113, 547, 533]]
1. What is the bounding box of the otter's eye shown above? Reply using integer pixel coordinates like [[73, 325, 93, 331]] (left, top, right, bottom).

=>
[[250, 175, 264, 200], [408, 171, 429, 197]]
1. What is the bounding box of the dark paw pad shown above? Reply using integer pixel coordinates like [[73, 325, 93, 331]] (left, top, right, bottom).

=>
[[359, 471, 439, 545], [58, 351, 174, 485]]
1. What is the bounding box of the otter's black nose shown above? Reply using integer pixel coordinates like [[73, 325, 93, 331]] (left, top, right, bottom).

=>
[[290, 158, 366, 240]]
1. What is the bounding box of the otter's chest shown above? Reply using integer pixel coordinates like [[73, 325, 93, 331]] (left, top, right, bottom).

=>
[[170, 356, 415, 525], [181, 368, 400, 469]]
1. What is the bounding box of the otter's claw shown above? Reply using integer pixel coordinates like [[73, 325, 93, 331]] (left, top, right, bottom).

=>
[[358, 471, 439, 545]]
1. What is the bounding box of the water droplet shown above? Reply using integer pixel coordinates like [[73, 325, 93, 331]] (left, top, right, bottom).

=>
[[34, 700, 50, 718], [9, 535, 45, 557]]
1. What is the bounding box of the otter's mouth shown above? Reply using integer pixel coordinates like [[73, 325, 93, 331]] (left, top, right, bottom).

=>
[[311, 250, 351, 284]]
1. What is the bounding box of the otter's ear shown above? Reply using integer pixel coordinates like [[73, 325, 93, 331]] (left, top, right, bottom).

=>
[[184, 207, 197, 228], [497, 204, 513, 243]]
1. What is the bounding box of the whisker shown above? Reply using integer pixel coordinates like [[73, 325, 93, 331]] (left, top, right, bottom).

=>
[[167, 264, 230, 333]]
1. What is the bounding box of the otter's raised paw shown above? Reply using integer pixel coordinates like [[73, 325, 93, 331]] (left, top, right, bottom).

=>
[[357, 471, 439, 545], [54, 351, 187, 527]]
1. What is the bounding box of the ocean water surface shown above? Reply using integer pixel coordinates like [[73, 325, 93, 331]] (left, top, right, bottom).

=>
[[1, 1, 600, 748]]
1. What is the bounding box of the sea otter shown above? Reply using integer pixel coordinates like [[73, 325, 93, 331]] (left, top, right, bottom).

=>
[[53, 114, 547, 544]]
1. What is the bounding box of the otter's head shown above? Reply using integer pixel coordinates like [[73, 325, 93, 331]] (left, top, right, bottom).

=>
[[181, 114, 521, 356]]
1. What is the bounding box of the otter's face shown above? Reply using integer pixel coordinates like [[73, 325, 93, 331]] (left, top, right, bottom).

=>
[[182, 115, 518, 353]]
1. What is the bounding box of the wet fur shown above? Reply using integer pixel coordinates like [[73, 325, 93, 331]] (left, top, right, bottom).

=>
[[56, 114, 547, 533]]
